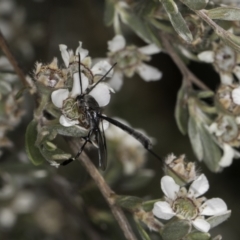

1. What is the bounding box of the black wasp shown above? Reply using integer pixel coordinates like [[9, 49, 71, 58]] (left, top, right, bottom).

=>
[[61, 55, 162, 170]]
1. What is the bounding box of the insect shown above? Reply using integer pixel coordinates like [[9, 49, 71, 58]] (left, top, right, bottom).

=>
[[60, 55, 163, 170]]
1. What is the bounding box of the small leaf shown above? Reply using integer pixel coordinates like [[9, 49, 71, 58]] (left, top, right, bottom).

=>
[[104, 0, 115, 26], [142, 199, 162, 212], [115, 195, 143, 210], [15, 86, 28, 100], [54, 124, 88, 137], [161, 0, 178, 14], [40, 142, 71, 163], [184, 231, 211, 240], [200, 126, 222, 172], [207, 210, 231, 229], [217, 30, 240, 54], [25, 120, 45, 166], [119, 7, 162, 47], [175, 82, 189, 135], [162, 218, 191, 240], [188, 116, 204, 161], [180, 0, 208, 10], [161, 0, 193, 42], [207, 7, 240, 21], [168, 13, 193, 43], [135, 220, 152, 240], [197, 91, 214, 99]]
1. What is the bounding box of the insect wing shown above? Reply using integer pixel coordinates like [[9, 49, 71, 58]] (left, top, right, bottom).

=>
[[95, 121, 108, 171]]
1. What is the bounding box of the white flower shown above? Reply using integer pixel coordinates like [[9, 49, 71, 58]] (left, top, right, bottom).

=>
[[0, 208, 16, 228], [153, 174, 228, 233], [208, 115, 240, 167], [51, 72, 112, 127], [107, 35, 162, 91], [198, 44, 240, 85], [105, 118, 151, 175], [232, 86, 240, 105], [59, 42, 113, 82]]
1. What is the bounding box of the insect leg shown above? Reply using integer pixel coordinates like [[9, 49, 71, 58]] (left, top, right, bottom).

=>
[[61, 129, 93, 166]]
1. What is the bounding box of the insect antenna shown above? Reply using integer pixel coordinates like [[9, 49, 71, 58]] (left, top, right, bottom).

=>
[[78, 53, 83, 94], [86, 62, 117, 94], [98, 114, 166, 165]]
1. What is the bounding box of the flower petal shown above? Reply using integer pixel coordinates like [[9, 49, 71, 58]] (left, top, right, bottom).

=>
[[232, 86, 240, 105], [161, 176, 179, 199], [59, 44, 70, 67], [108, 35, 126, 52], [100, 119, 109, 131], [233, 65, 240, 80], [201, 198, 227, 216], [51, 89, 69, 108], [108, 71, 124, 91], [89, 83, 111, 107], [91, 60, 113, 77], [220, 72, 233, 85], [0, 208, 16, 228], [138, 44, 161, 55], [192, 218, 210, 233], [219, 143, 235, 167], [71, 72, 89, 97], [59, 115, 79, 127], [153, 201, 176, 220], [198, 51, 214, 63], [75, 41, 89, 60], [137, 63, 162, 81], [190, 174, 209, 197]]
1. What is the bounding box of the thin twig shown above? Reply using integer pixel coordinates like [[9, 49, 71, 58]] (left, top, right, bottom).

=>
[[68, 138, 138, 240], [0, 30, 28, 87], [159, 32, 210, 91]]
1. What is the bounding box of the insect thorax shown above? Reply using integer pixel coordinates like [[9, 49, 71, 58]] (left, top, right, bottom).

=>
[[76, 94, 101, 129]]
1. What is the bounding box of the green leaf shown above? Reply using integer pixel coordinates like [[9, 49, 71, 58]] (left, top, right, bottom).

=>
[[40, 142, 72, 162], [207, 210, 231, 229], [162, 218, 191, 240], [207, 7, 240, 21], [15, 86, 28, 100], [135, 220, 152, 240], [115, 195, 143, 210], [188, 116, 203, 161], [184, 231, 211, 240], [133, 0, 159, 16], [104, 0, 115, 26], [175, 82, 189, 135], [25, 120, 45, 166], [217, 30, 240, 54], [197, 91, 214, 99], [180, 0, 208, 10], [119, 7, 162, 47], [168, 12, 193, 43], [54, 124, 88, 137], [142, 199, 161, 212], [200, 126, 222, 172], [161, 0, 193, 42]]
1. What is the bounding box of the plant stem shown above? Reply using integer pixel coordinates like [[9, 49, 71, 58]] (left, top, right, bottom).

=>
[[0, 30, 28, 87], [68, 138, 138, 240], [159, 32, 210, 91]]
